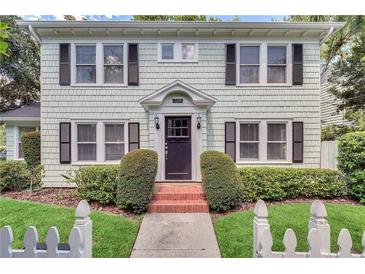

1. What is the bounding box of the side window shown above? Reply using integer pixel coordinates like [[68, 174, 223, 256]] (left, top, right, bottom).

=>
[[239, 46, 260, 84], [76, 45, 96, 83], [161, 43, 174, 60], [77, 123, 97, 161], [104, 45, 124, 84], [181, 43, 195, 60], [267, 46, 287, 84]]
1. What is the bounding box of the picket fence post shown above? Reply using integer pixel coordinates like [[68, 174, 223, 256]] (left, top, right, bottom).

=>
[[73, 200, 92, 258], [308, 200, 330, 255], [253, 200, 270, 258]]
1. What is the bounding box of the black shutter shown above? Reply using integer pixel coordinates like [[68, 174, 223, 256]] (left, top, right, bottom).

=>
[[225, 122, 236, 162], [60, 122, 71, 163], [292, 44, 303, 85], [128, 123, 140, 151], [292, 122, 304, 163], [128, 44, 139, 86], [59, 44, 71, 86], [225, 44, 236, 85]]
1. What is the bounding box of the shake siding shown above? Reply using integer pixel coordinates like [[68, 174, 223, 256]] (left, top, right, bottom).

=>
[[41, 40, 321, 186], [320, 84, 346, 126]]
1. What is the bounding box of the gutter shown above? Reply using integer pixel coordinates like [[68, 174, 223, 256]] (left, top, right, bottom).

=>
[[320, 26, 335, 44], [28, 25, 41, 43]]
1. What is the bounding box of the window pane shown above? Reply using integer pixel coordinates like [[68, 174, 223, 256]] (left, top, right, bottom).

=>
[[240, 46, 259, 64], [78, 144, 96, 161], [240, 124, 259, 141], [240, 66, 259, 83], [268, 46, 286, 64], [105, 144, 125, 161], [182, 44, 195, 60], [267, 66, 286, 83], [76, 66, 96, 83], [267, 143, 286, 160], [104, 45, 123, 65], [104, 66, 123, 83], [268, 124, 286, 141], [161, 44, 174, 59], [240, 143, 259, 159], [76, 46, 96, 64], [105, 124, 124, 142], [77, 124, 96, 142]]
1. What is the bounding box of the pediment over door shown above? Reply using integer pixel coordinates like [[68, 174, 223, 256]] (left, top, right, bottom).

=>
[[138, 80, 217, 110]]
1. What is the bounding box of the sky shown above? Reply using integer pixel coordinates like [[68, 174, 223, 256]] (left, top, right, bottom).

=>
[[22, 15, 286, 22]]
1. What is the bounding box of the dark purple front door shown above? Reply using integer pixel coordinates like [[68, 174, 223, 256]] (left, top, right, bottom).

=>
[[165, 116, 192, 180]]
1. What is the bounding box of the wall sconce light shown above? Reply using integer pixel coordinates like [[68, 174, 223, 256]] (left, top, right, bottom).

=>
[[197, 114, 201, 129], [154, 114, 160, 129]]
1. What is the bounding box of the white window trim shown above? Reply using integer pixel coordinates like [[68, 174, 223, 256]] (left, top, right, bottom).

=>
[[238, 122, 260, 161], [71, 120, 128, 165], [236, 42, 292, 87], [235, 120, 293, 164], [157, 42, 198, 63], [71, 42, 128, 87], [103, 122, 127, 163]]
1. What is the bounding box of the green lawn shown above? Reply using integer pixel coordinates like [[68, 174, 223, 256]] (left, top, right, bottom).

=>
[[0, 198, 140, 258], [214, 203, 365, 258]]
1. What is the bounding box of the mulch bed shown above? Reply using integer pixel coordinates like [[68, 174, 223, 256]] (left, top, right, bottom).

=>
[[211, 197, 360, 218], [1, 188, 136, 218]]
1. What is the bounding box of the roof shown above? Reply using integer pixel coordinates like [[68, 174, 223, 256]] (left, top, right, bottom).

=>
[[18, 21, 345, 43], [0, 102, 40, 121]]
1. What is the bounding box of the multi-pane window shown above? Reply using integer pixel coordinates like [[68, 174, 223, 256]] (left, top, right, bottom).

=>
[[239, 123, 259, 160], [181, 43, 195, 60], [267, 46, 287, 83], [18, 127, 36, 158], [104, 124, 125, 161], [77, 124, 97, 161], [161, 43, 174, 60], [267, 123, 287, 160], [239, 46, 260, 84], [167, 118, 189, 137], [76, 45, 96, 83], [104, 45, 124, 84], [159, 43, 197, 62]]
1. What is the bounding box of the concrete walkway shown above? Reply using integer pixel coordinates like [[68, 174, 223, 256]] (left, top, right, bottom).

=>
[[130, 213, 221, 258]]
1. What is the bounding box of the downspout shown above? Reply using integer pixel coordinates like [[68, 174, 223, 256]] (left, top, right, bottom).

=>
[[320, 26, 334, 44], [28, 25, 41, 43]]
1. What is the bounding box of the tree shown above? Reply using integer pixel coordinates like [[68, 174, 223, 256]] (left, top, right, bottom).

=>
[[0, 15, 40, 112], [0, 22, 9, 56], [64, 15, 76, 20], [132, 15, 221, 22], [133, 15, 171, 21]]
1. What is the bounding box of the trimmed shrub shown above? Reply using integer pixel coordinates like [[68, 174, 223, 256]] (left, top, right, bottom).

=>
[[21, 131, 41, 168], [116, 149, 158, 213], [338, 131, 365, 203], [200, 151, 242, 211], [0, 160, 30, 191], [239, 167, 346, 202], [67, 165, 119, 204]]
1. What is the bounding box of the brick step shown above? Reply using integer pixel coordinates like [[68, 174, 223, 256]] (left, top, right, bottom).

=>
[[154, 183, 204, 193], [148, 200, 209, 213], [153, 192, 206, 201]]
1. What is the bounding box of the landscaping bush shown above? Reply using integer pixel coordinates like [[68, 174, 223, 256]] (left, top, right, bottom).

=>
[[239, 167, 346, 202], [0, 160, 30, 191], [68, 165, 119, 204], [338, 131, 365, 204], [200, 151, 242, 211], [20, 131, 41, 168], [116, 149, 158, 213]]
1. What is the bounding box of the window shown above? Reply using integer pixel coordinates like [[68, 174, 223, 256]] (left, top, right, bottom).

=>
[[267, 123, 287, 160], [239, 123, 259, 160], [239, 46, 260, 84], [18, 127, 36, 158], [104, 45, 124, 84], [104, 124, 125, 161], [77, 124, 97, 161], [158, 43, 197, 62], [76, 45, 96, 83], [267, 46, 287, 83], [167, 118, 189, 137]]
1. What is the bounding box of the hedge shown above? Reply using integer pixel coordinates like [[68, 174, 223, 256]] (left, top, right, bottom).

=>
[[116, 149, 158, 213], [338, 131, 365, 204], [21, 131, 41, 168], [200, 151, 242, 211], [239, 167, 346, 202], [68, 165, 119, 204], [0, 160, 31, 191]]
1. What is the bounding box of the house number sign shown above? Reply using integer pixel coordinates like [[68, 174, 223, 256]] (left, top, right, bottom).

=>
[[172, 98, 183, 103]]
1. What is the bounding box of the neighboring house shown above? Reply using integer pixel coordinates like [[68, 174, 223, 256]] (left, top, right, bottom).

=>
[[1, 21, 344, 187], [320, 67, 347, 127], [0, 102, 40, 160]]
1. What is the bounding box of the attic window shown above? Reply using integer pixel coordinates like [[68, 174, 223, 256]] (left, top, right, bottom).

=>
[[158, 42, 197, 62]]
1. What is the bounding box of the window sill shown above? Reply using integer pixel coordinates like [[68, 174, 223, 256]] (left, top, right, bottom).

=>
[[235, 83, 292, 87], [70, 83, 128, 88], [157, 60, 198, 63], [72, 161, 120, 166], [236, 161, 292, 165]]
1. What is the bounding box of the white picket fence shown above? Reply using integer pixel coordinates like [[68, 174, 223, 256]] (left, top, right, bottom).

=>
[[253, 200, 365, 258], [0, 200, 92, 258], [321, 140, 338, 169]]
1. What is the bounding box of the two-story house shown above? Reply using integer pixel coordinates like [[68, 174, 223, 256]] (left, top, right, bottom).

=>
[[0, 21, 344, 187]]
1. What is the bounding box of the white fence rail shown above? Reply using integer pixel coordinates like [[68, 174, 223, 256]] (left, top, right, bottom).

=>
[[0, 200, 92, 258], [253, 200, 365, 258], [321, 140, 338, 169]]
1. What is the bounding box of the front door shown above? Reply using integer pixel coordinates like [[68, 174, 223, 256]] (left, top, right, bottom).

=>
[[165, 116, 192, 180]]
